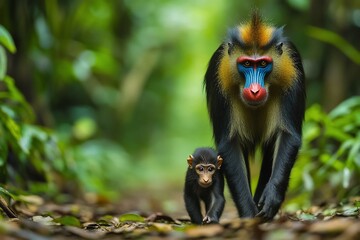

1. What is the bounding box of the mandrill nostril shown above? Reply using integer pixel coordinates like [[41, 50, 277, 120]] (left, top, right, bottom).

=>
[[251, 89, 259, 94], [250, 83, 261, 95]]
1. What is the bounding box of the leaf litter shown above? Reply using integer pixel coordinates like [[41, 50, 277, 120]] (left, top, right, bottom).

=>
[[1, 194, 360, 239]]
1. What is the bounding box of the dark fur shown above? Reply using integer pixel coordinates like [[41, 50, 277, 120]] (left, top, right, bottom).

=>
[[184, 148, 225, 224]]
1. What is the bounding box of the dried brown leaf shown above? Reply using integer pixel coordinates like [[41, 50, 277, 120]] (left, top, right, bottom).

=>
[[65, 225, 106, 239], [335, 222, 360, 240], [18, 195, 44, 205], [149, 222, 173, 233], [185, 224, 223, 238], [308, 218, 353, 234]]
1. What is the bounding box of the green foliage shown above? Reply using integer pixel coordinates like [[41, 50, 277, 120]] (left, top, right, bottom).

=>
[[119, 213, 145, 223], [0, 26, 65, 193], [0, 1, 359, 209], [0, 26, 16, 54], [65, 139, 132, 198], [0, 25, 16, 80], [289, 97, 360, 206], [54, 215, 82, 227], [307, 26, 360, 65]]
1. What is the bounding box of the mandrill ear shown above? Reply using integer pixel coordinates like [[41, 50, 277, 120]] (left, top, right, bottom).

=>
[[187, 155, 194, 169], [217, 156, 223, 169]]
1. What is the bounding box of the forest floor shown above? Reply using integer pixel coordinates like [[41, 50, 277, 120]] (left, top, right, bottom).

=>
[[1, 189, 360, 239]]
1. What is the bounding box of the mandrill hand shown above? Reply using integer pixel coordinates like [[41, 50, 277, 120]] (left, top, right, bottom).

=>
[[256, 181, 284, 221], [202, 215, 219, 224]]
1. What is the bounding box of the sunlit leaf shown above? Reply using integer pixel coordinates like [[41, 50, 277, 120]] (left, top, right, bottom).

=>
[[297, 212, 317, 221], [329, 97, 360, 119], [0, 186, 16, 200], [338, 206, 359, 217], [54, 215, 82, 227], [20, 124, 49, 155], [0, 108, 21, 143], [32, 215, 59, 226], [17, 195, 44, 205], [0, 25, 16, 53], [305, 104, 326, 122], [322, 208, 336, 217], [3, 76, 34, 122], [342, 168, 351, 189], [337, 140, 354, 157], [0, 46, 6, 80], [302, 169, 314, 190], [325, 127, 351, 142], [347, 141, 360, 166], [302, 123, 321, 143], [119, 213, 145, 223]]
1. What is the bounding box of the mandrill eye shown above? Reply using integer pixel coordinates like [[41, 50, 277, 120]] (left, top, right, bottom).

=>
[[243, 61, 251, 67], [260, 60, 267, 67]]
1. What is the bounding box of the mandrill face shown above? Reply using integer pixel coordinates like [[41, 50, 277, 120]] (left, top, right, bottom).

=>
[[217, 17, 298, 108], [236, 55, 272, 106]]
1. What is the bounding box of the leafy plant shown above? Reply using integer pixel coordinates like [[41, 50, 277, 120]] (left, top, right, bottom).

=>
[[0, 25, 65, 192], [289, 97, 360, 206]]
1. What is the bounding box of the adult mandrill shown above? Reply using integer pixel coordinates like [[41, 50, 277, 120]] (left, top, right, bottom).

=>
[[204, 11, 305, 220]]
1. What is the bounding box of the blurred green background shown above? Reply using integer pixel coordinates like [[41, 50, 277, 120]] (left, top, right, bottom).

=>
[[0, 0, 359, 215]]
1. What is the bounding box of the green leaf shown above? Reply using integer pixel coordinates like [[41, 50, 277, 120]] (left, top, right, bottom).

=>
[[326, 126, 351, 142], [329, 96, 360, 119], [0, 25, 16, 53], [4, 76, 27, 103], [0, 186, 16, 200], [3, 76, 35, 121], [303, 122, 321, 142], [0, 46, 5, 80], [0, 107, 21, 143], [297, 212, 317, 221], [20, 124, 49, 155], [339, 206, 359, 217], [54, 215, 81, 227], [118, 213, 145, 223], [322, 208, 337, 217], [347, 141, 360, 166]]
